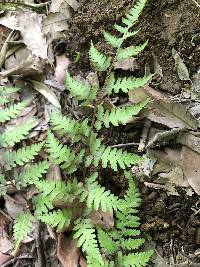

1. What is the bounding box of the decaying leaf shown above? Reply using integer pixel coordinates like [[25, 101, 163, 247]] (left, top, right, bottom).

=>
[[16, 11, 48, 59], [1, 47, 45, 77], [29, 80, 61, 108], [0, 12, 19, 30], [42, 13, 69, 36], [172, 48, 190, 81], [90, 210, 114, 229], [57, 233, 80, 267], [55, 55, 71, 85]]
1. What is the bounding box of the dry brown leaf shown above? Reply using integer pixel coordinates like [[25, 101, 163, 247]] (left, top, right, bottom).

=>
[[5, 194, 26, 219], [182, 146, 200, 194], [1, 47, 45, 77], [0, 253, 12, 266], [172, 48, 190, 81], [42, 13, 69, 35], [90, 210, 114, 229], [57, 233, 80, 267], [16, 11, 48, 59], [55, 55, 71, 85]]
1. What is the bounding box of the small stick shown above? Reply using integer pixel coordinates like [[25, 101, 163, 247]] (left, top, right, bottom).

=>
[[191, 0, 200, 8], [2, 255, 33, 267], [110, 142, 139, 148], [138, 119, 151, 152], [35, 221, 46, 267]]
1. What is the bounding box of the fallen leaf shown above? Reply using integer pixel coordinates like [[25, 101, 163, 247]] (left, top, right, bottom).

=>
[[0, 253, 12, 266], [16, 11, 48, 59], [172, 48, 190, 81], [0, 12, 19, 30], [90, 210, 114, 229], [55, 55, 71, 85], [57, 233, 80, 267], [42, 13, 69, 35], [182, 146, 200, 194], [29, 80, 61, 108], [114, 57, 138, 70], [177, 132, 200, 154], [4, 194, 26, 219]]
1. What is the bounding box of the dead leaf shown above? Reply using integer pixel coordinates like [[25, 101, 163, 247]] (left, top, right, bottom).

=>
[[57, 233, 80, 267], [42, 13, 69, 35], [16, 11, 48, 59], [145, 100, 198, 129], [90, 210, 114, 229], [1, 47, 45, 77], [0, 253, 12, 266], [4, 194, 26, 219], [0, 12, 19, 30], [172, 48, 191, 81], [55, 55, 71, 85], [29, 80, 61, 108], [182, 146, 200, 194], [177, 132, 200, 154], [192, 71, 200, 93], [114, 57, 138, 70]]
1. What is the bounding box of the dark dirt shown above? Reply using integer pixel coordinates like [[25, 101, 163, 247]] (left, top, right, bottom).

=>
[[53, 0, 200, 266]]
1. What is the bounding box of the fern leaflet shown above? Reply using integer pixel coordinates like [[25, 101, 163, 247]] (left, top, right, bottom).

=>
[[89, 42, 111, 71], [73, 219, 103, 265], [13, 211, 35, 253], [118, 251, 154, 267], [0, 100, 28, 123], [103, 31, 122, 48], [65, 73, 90, 101], [97, 228, 117, 254], [106, 73, 151, 95], [116, 41, 148, 60]]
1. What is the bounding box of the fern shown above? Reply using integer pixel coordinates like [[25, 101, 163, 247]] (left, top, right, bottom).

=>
[[95, 100, 148, 130], [73, 219, 103, 265], [13, 211, 35, 253], [97, 227, 117, 254], [118, 251, 154, 267], [106, 73, 151, 95], [116, 41, 148, 61], [0, 173, 6, 196], [65, 73, 91, 101], [39, 209, 72, 230], [80, 172, 119, 212], [89, 42, 111, 71], [3, 142, 44, 169], [0, 120, 36, 147], [0, 100, 29, 123]]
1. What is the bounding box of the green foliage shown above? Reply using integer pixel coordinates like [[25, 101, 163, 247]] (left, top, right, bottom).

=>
[[74, 219, 103, 265], [89, 42, 111, 71], [13, 211, 35, 253], [116, 41, 148, 61], [0, 100, 28, 123]]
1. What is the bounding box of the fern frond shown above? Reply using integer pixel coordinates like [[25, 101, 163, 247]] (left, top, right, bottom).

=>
[[87, 256, 114, 267], [34, 194, 54, 214], [3, 142, 44, 169], [65, 73, 90, 101], [121, 238, 145, 250], [103, 31, 122, 48], [80, 172, 119, 212], [50, 112, 90, 142], [95, 100, 148, 130], [0, 100, 28, 123], [0, 173, 6, 196], [106, 73, 151, 95], [16, 160, 49, 187], [121, 0, 148, 28], [89, 42, 111, 71], [116, 41, 148, 61], [0, 120, 36, 147], [118, 250, 154, 267], [73, 219, 103, 265], [13, 211, 35, 253], [87, 133, 142, 171], [39, 208, 72, 230], [97, 228, 117, 254], [0, 86, 20, 95]]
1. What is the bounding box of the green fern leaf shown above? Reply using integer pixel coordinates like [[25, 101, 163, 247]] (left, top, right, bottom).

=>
[[95, 100, 148, 130], [116, 41, 148, 60], [0, 120, 36, 147], [118, 250, 154, 267], [16, 160, 49, 187], [50, 112, 90, 142], [0, 86, 20, 105], [97, 228, 117, 254], [121, 238, 145, 250], [0, 173, 6, 196], [106, 73, 151, 95], [87, 256, 114, 267], [13, 211, 35, 253], [34, 194, 54, 214], [73, 219, 103, 265], [81, 172, 119, 212], [65, 73, 90, 101], [0, 100, 28, 123], [3, 142, 44, 169], [39, 209, 72, 230], [121, 0, 148, 28], [103, 31, 122, 48], [89, 42, 111, 71]]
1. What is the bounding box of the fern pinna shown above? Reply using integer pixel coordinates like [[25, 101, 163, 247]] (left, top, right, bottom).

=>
[[0, 0, 153, 265]]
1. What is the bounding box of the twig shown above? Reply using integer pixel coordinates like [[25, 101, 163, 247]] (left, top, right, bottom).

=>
[[35, 221, 46, 267], [191, 0, 200, 8], [110, 142, 139, 148], [138, 119, 151, 152], [1, 255, 34, 267]]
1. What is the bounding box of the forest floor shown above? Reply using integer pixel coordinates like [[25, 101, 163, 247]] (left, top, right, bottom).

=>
[[0, 0, 200, 266]]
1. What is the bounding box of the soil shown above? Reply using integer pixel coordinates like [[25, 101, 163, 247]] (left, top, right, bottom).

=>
[[54, 0, 200, 265]]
